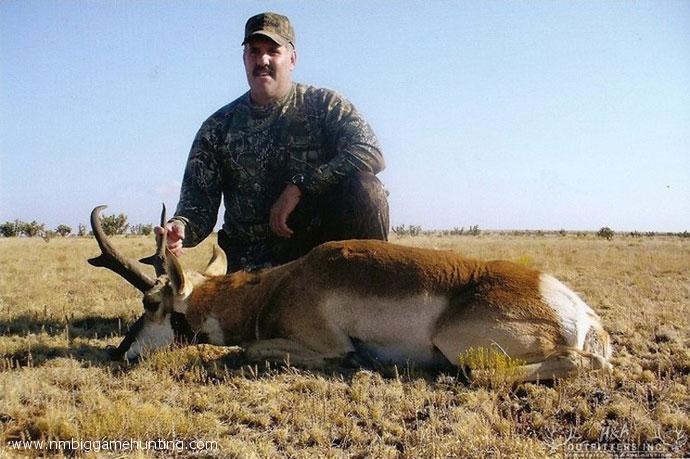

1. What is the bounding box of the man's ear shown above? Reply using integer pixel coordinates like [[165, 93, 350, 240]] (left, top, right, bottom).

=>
[[165, 248, 192, 297], [290, 47, 297, 69]]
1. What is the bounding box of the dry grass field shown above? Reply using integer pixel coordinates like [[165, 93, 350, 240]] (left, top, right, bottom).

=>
[[0, 233, 688, 458]]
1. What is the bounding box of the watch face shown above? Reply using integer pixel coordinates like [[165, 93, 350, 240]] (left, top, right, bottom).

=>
[[291, 174, 305, 185]]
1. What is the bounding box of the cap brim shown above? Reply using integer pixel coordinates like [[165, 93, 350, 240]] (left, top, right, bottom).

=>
[[242, 31, 290, 47]]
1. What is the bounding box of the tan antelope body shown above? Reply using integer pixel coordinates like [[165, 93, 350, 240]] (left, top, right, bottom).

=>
[[90, 206, 612, 382]]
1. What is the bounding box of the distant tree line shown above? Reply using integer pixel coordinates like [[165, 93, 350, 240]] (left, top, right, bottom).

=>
[[392, 224, 482, 237], [389, 224, 688, 240], [0, 214, 154, 238], [2, 217, 687, 240]]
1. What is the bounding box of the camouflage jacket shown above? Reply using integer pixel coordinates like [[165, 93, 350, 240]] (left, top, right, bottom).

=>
[[173, 83, 385, 247]]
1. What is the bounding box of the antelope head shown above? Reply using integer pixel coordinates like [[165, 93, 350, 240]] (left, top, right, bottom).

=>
[[88, 205, 227, 360]]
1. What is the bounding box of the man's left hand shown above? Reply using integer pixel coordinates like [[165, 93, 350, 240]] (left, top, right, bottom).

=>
[[270, 184, 302, 237]]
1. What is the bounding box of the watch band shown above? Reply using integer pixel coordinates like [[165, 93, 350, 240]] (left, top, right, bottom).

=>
[[290, 173, 306, 193]]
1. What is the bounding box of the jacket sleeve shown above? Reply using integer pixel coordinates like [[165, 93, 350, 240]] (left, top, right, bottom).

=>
[[302, 92, 385, 195], [172, 122, 222, 247]]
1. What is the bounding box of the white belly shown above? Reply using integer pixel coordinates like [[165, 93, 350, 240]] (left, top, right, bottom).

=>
[[324, 292, 449, 366]]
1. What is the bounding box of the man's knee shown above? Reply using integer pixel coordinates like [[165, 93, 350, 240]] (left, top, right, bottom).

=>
[[340, 172, 388, 210], [331, 171, 389, 241]]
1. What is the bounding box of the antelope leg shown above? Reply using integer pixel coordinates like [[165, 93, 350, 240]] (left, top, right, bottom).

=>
[[512, 349, 613, 382], [244, 338, 347, 368]]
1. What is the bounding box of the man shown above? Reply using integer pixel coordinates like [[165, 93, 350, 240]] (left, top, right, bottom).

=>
[[159, 12, 389, 272]]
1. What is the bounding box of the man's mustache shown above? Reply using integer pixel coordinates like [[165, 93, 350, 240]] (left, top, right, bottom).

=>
[[253, 65, 274, 77]]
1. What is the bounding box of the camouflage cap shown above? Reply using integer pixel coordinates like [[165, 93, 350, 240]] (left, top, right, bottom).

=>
[[242, 12, 295, 48]]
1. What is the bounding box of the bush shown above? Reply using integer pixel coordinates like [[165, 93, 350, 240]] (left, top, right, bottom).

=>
[[391, 224, 405, 235], [392, 224, 422, 237], [439, 226, 482, 237], [100, 213, 129, 236], [55, 224, 72, 237], [597, 227, 614, 240], [20, 220, 45, 237], [130, 224, 153, 236], [0, 221, 20, 237]]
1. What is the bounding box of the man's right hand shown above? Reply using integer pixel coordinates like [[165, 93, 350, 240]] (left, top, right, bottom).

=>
[[154, 221, 185, 257]]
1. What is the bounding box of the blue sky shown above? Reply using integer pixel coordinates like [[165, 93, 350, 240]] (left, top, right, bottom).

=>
[[1, 1, 688, 232]]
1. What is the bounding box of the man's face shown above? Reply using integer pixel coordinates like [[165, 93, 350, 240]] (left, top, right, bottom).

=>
[[243, 37, 296, 105]]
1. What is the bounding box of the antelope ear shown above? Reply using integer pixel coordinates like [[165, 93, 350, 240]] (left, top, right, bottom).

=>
[[203, 245, 227, 277], [164, 248, 192, 297]]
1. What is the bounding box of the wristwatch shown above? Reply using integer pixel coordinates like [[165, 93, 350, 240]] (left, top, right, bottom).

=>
[[290, 173, 306, 193]]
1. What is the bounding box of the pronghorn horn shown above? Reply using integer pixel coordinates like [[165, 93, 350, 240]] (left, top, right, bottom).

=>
[[88, 205, 156, 292], [139, 203, 167, 277], [203, 244, 228, 277]]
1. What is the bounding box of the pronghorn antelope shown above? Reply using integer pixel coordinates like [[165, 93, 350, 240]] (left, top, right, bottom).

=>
[[89, 205, 612, 381]]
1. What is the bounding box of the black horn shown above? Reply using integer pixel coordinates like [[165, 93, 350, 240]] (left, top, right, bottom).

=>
[[88, 205, 156, 292], [139, 203, 168, 276]]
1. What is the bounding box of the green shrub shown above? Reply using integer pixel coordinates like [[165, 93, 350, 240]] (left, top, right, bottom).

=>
[[130, 224, 153, 236], [55, 224, 72, 237], [0, 221, 20, 237], [100, 213, 129, 236], [392, 224, 422, 237], [20, 220, 45, 237], [597, 227, 614, 240], [457, 346, 526, 389]]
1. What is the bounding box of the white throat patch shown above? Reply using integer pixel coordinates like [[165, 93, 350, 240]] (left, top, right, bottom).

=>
[[125, 313, 175, 360]]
